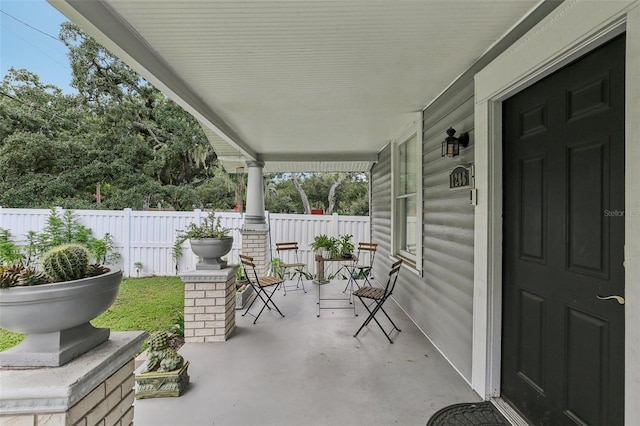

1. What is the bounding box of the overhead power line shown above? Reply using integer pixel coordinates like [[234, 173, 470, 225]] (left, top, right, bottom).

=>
[[0, 89, 84, 131], [1, 7, 137, 85], [0, 9, 61, 42]]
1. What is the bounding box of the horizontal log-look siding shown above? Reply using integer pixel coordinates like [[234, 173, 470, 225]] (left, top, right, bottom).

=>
[[371, 79, 475, 381], [370, 144, 394, 275]]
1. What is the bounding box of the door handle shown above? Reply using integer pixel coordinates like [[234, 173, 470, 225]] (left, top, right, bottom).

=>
[[597, 295, 625, 305]]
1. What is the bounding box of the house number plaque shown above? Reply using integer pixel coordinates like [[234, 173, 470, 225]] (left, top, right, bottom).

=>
[[449, 163, 474, 190]]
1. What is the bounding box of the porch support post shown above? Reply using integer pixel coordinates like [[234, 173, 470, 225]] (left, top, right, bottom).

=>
[[180, 267, 237, 342], [241, 160, 269, 276], [244, 161, 266, 227], [240, 228, 269, 278]]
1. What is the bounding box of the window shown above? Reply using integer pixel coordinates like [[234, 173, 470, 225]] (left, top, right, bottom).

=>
[[392, 121, 422, 273]]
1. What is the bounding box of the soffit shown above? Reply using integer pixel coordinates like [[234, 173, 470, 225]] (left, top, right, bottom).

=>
[[51, 0, 542, 172]]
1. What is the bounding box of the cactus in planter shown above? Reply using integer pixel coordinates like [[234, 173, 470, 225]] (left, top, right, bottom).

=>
[[41, 244, 90, 282], [0, 244, 121, 368]]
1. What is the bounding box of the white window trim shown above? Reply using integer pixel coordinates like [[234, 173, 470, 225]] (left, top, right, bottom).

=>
[[390, 114, 423, 275]]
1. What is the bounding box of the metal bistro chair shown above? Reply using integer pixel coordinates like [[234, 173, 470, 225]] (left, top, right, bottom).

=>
[[240, 254, 285, 324], [275, 242, 308, 295], [353, 259, 402, 343], [343, 242, 378, 293]]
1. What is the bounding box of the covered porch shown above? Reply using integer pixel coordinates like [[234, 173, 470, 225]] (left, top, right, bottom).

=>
[[40, 1, 640, 424], [135, 277, 479, 426]]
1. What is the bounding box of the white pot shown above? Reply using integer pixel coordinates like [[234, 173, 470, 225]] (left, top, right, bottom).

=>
[[189, 236, 234, 270]]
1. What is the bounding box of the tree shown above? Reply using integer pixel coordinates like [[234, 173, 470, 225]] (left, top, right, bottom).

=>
[[264, 177, 302, 214], [0, 23, 370, 214], [326, 173, 345, 214], [0, 24, 220, 210], [0, 69, 96, 208], [266, 173, 368, 215], [195, 166, 236, 210], [291, 173, 312, 214], [333, 173, 369, 215]]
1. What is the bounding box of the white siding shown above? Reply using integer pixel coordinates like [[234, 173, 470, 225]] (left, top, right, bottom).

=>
[[371, 79, 475, 382]]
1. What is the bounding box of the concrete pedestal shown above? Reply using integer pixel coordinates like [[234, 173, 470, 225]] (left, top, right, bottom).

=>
[[180, 267, 237, 343], [135, 362, 190, 399], [0, 323, 110, 368], [0, 331, 147, 426]]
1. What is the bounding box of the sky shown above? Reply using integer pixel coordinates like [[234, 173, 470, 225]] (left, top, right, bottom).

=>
[[0, 0, 75, 93]]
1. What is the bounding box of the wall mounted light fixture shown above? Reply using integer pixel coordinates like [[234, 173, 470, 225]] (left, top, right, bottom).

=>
[[441, 127, 469, 158]]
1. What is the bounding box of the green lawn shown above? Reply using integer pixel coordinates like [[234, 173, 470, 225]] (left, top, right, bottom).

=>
[[0, 276, 184, 352]]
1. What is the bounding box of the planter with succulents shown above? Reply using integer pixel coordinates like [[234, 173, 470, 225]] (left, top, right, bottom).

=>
[[174, 211, 234, 270], [0, 243, 122, 367]]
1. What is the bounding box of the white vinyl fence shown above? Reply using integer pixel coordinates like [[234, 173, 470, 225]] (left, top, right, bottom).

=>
[[0, 207, 370, 278]]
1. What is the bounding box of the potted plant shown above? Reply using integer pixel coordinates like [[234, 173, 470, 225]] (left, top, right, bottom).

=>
[[174, 211, 233, 270], [0, 243, 122, 367], [268, 257, 284, 278], [310, 234, 339, 259], [338, 234, 355, 258]]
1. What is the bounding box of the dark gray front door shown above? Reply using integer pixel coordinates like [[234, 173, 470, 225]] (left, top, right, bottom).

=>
[[501, 35, 625, 425]]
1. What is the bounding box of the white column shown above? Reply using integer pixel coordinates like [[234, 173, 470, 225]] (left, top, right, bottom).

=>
[[243, 161, 266, 228]]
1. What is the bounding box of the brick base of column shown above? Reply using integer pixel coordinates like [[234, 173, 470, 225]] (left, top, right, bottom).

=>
[[0, 332, 147, 426], [180, 267, 237, 343], [240, 227, 269, 277]]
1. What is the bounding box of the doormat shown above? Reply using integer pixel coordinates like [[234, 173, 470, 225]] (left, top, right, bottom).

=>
[[427, 402, 509, 426]]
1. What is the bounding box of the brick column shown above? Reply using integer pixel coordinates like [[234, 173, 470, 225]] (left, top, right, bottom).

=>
[[181, 267, 237, 342], [0, 332, 146, 426], [240, 227, 269, 277]]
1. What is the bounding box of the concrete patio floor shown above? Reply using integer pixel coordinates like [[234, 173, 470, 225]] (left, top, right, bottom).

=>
[[134, 279, 480, 426]]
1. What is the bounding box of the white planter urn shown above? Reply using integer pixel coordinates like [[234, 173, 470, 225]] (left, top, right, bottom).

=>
[[0, 269, 122, 367], [189, 236, 234, 270]]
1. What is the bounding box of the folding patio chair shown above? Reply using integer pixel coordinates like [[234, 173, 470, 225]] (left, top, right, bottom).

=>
[[353, 259, 402, 343], [240, 254, 285, 324], [275, 242, 308, 295], [343, 242, 378, 293]]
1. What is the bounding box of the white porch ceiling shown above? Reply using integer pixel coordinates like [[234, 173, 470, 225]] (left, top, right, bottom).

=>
[[50, 0, 543, 173]]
